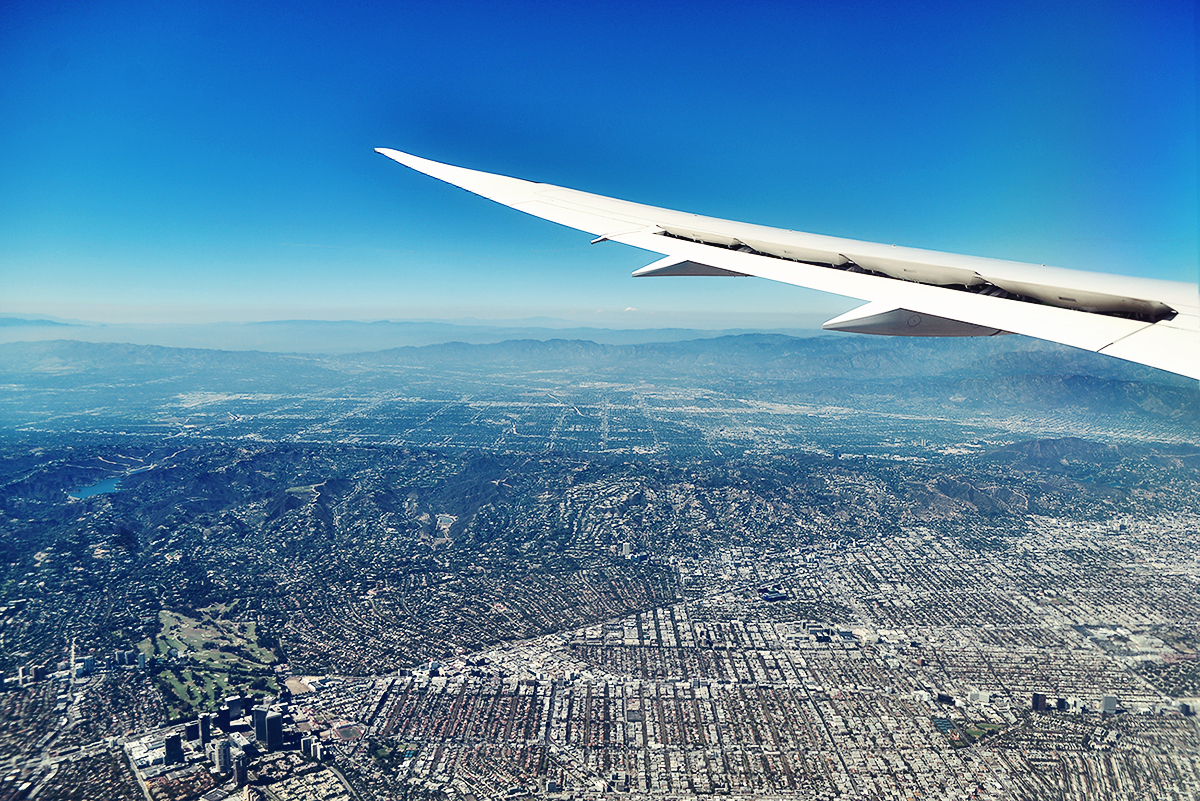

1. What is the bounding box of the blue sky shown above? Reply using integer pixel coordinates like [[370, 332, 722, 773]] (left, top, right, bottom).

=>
[[2, 0, 1195, 328]]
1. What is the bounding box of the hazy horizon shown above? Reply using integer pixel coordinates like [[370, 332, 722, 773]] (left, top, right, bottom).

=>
[[0, 304, 847, 330], [0, 310, 849, 354]]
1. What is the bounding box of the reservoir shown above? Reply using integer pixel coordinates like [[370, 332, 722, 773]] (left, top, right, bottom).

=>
[[68, 477, 121, 499], [67, 464, 151, 499]]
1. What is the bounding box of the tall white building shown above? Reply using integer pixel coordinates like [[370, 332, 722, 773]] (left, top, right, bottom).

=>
[[207, 738, 232, 773]]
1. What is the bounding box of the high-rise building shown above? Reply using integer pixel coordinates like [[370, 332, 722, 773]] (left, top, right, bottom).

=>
[[199, 713, 212, 745], [184, 720, 201, 741], [233, 753, 248, 787], [1102, 695, 1118, 714], [252, 706, 269, 742], [301, 736, 314, 758], [210, 738, 232, 773], [265, 712, 283, 751], [164, 733, 184, 765], [216, 705, 231, 731], [226, 695, 244, 720], [1032, 693, 1048, 712], [1056, 697, 1068, 711]]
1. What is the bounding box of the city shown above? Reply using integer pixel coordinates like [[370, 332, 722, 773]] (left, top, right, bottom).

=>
[[0, 334, 1197, 800]]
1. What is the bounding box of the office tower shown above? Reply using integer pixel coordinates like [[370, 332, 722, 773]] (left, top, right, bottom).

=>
[[253, 706, 269, 742], [1032, 693, 1048, 712], [164, 733, 184, 765], [265, 711, 283, 751], [212, 738, 232, 773], [233, 753, 248, 787]]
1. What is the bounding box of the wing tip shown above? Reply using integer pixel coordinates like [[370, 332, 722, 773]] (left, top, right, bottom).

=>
[[375, 148, 460, 182], [375, 147, 410, 162]]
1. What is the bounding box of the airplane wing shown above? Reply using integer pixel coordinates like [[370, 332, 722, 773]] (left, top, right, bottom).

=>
[[376, 148, 1199, 380]]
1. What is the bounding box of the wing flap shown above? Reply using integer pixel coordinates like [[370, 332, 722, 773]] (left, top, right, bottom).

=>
[[1098, 315, 1200, 378], [609, 228, 1155, 354]]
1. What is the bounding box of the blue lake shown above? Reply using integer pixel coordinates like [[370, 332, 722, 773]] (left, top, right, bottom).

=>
[[68, 477, 121, 499]]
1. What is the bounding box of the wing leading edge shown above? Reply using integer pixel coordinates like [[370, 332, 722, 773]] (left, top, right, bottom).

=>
[[375, 148, 1199, 380]]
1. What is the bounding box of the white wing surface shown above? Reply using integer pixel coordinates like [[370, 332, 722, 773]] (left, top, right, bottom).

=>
[[376, 148, 1199, 380]]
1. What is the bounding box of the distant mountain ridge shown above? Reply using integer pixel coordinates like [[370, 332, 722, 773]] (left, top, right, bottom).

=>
[[1, 334, 1197, 427], [0, 317, 71, 327], [0, 316, 823, 353], [344, 333, 1197, 388]]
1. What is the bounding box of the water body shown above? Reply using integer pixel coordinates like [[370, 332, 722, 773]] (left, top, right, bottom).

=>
[[68, 476, 121, 499], [67, 464, 153, 499]]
